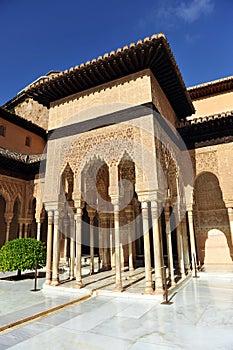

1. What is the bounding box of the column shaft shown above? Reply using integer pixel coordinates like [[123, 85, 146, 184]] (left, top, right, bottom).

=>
[[165, 209, 175, 285], [114, 204, 122, 291], [176, 223, 185, 277], [141, 202, 153, 294], [187, 209, 197, 269], [151, 201, 163, 290], [36, 221, 41, 241], [51, 210, 60, 285], [75, 208, 83, 288], [69, 215, 75, 280], [227, 208, 233, 244], [45, 211, 53, 285]]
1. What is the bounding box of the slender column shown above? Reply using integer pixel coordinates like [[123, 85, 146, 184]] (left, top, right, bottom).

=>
[[98, 215, 103, 269], [227, 208, 233, 244], [63, 217, 69, 262], [141, 201, 153, 294], [182, 218, 190, 272], [151, 201, 163, 290], [187, 207, 197, 269], [87, 207, 96, 275], [75, 208, 83, 288], [18, 221, 24, 239], [101, 215, 108, 270], [45, 210, 53, 285], [113, 203, 123, 291], [89, 217, 95, 274], [110, 215, 116, 269], [176, 223, 185, 277], [36, 220, 41, 241], [51, 210, 60, 285], [165, 208, 175, 285], [24, 223, 29, 238], [69, 214, 75, 280], [5, 220, 11, 243], [125, 205, 134, 271]]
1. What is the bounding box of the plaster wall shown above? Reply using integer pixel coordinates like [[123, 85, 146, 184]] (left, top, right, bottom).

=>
[[0, 118, 46, 155], [191, 91, 233, 117]]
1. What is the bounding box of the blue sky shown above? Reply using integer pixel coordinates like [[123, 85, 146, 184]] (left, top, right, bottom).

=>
[[0, 0, 232, 106]]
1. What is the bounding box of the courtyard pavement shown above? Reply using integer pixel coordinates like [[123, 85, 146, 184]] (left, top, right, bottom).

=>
[[0, 271, 233, 349]]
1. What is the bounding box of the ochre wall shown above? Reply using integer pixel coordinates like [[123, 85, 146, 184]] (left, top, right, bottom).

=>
[[191, 91, 233, 117], [0, 118, 46, 155]]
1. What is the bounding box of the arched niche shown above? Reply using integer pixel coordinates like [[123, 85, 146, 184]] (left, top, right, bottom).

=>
[[193, 171, 233, 270]]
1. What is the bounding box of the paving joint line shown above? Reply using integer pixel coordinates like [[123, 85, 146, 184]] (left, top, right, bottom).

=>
[[0, 294, 91, 334]]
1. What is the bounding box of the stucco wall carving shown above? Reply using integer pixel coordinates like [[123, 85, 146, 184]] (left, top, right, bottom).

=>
[[195, 151, 218, 175], [14, 98, 49, 130]]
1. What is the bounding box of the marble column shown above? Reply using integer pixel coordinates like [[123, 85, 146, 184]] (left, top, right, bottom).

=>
[[125, 205, 134, 272], [45, 210, 53, 285], [69, 214, 75, 280], [151, 201, 163, 290], [36, 220, 41, 241], [176, 223, 185, 277], [98, 215, 103, 269], [187, 207, 197, 269], [109, 215, 116, 270], [165, 208, 175, 285], [227, 208, 233, 244], [113, 202, 123, 291], [182, 218, 190, 272], [87, 206, 96, 275], [75, 208, 83, 288], [141, 201, 153, 294], [63, 217, 69, 263], [5, 220, 11, 243], [18, 221, 24, 239], [51, 210, 60, 285]]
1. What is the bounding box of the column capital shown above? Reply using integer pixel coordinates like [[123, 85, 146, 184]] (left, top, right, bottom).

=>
[[140, 201, 149, 210], [74, 207, 83, 219]]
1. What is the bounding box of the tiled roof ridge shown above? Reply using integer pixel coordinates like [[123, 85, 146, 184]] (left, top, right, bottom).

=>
[[188, 76, 233, 91], [0, 146, 45, 163], [180, 110, 233, 127]]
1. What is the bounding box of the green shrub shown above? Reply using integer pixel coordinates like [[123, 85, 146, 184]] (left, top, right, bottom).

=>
[[0, 238, 46, 274]]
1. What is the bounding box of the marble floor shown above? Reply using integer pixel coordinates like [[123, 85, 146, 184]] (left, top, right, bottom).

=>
[[0, 273, 233, 349]]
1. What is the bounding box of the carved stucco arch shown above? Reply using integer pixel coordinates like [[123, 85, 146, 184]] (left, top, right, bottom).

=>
[[61, 125, 139, 197]]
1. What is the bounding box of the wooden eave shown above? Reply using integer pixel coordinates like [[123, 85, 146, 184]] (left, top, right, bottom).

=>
[[188, 76, 233, 100], [24, 34, 194, 119], [178, 111, 233, 148]]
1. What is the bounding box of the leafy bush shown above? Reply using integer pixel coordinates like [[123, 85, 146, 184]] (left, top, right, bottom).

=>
[[0, 238, 46, 274]]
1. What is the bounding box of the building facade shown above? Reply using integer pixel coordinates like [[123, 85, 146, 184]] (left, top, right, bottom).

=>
[[1, 33, 232, 293]]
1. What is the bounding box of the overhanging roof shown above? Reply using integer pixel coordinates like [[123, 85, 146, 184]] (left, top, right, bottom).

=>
[[24, 33, 194, 118], [188, 76, 233, 100]]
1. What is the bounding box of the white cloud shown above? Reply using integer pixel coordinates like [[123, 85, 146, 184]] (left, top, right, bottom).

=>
[[176, 0, 214, 23], [137, 0, 215, 29]]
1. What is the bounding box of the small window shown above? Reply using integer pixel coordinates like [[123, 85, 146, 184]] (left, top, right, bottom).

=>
[[0, 125, 6, 137], [25, 136, 31, 147]]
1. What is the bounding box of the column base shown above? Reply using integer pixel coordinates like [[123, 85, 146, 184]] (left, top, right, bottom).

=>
[[143, 288, 154, 295], [75, 281, 84, 289], [45, 280, 51, 285], [51, 279, 59, 286], [129, 267, 135, 272], [69, 276, 75, 281], [113, 285, 124, 292], [154, 287, 163, 295]]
